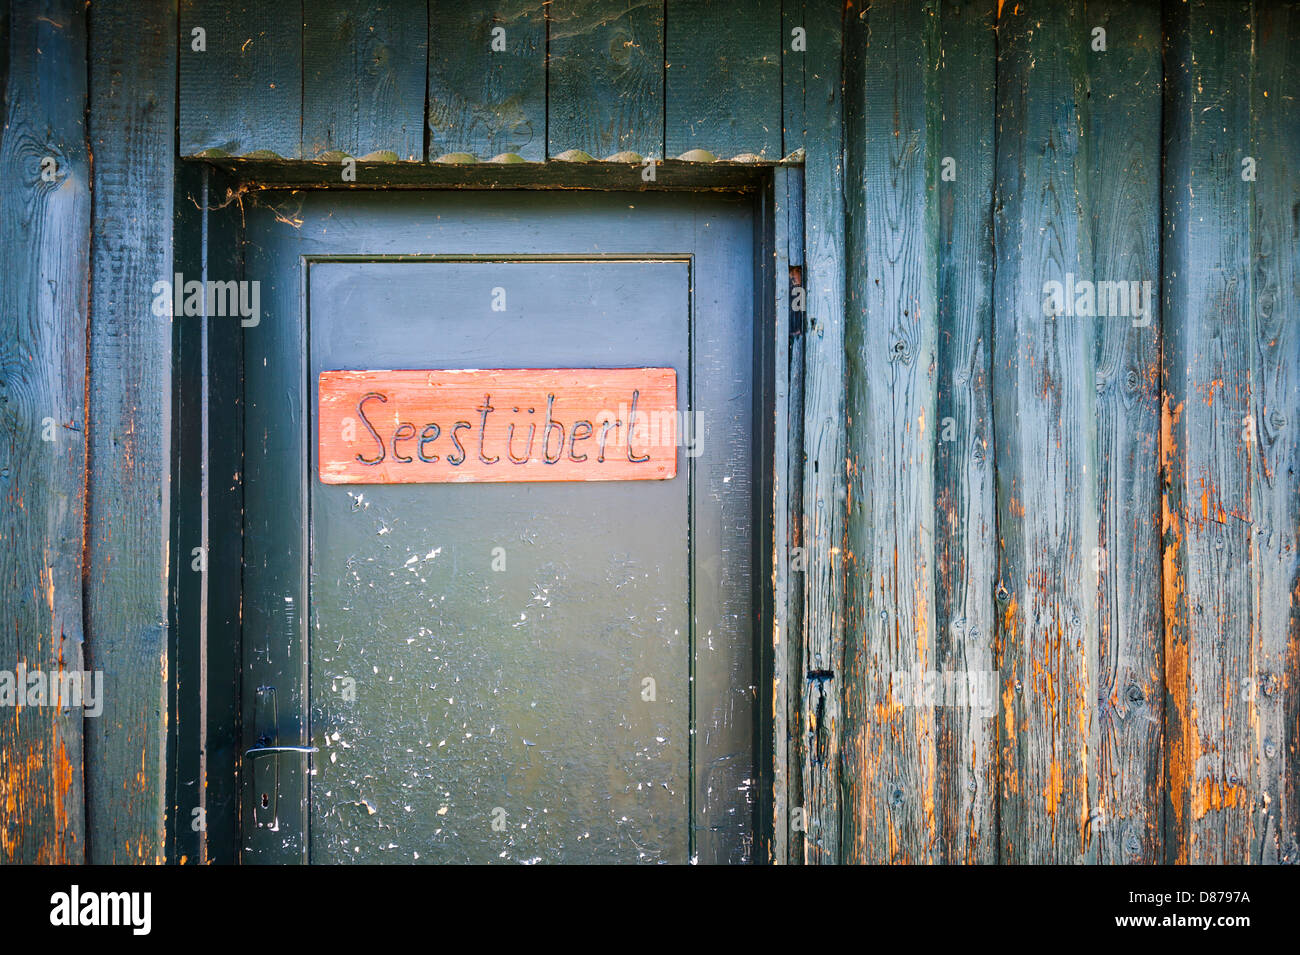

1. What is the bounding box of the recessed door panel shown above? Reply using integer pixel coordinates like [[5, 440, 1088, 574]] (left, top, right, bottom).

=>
[[310, 260, 690, 863]]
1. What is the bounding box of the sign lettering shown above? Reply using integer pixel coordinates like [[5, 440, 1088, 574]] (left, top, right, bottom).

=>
[[318, 368, 679, 484]]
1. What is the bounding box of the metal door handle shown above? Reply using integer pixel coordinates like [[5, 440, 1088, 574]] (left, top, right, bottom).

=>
[[248, 685, 316, 828], [245, 745, 318, 758]]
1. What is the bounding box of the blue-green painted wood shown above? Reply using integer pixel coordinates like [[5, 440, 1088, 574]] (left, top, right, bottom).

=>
[[303, 0, 428, 160], [548, 0, 665, 159], [86, 0, 176, 863], [934, 0, 997, 865], [1088, 0, 1163, 866], [781, 0, 807, 157], [665, 0, 782, 158], [844, 0, 942, 866], [240, 191, 761, 863], [993, 0, 1100, 864], [797, 0, 845, 865], [1251, 0, 1300, 867], [1163, 0, 1300, 865], [0, 0, 90, 865], [427, 1, 546, 160], [179, 0, 302, 157]]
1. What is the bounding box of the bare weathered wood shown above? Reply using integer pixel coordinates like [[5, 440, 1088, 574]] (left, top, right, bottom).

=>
[[798, 0, 845, 864], [0, 0, 90, 865], [548, 0, 665, 159], [993, 0, 1100, 864], [428, 0, 546, 160], [1088, 0, 1164, 864], [303, 0, 428, 160], [86, 0, 176, 863], [1252, 0, 1300, 866], [665, 0, 782, 158], [843, 0, 941, 865], [1161, 0, 1258, 865], [179, 0, 302, 157], [934, 0, 997, 864]]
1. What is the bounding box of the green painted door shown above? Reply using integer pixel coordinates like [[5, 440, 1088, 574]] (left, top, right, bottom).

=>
[[242, 191, 759, 864]]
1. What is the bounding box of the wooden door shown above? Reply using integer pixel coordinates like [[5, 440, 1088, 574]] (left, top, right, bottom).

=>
[[241, 190, 761, 863]]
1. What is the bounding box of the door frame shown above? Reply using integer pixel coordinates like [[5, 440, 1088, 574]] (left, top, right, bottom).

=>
[[167, 164, 795, 864]]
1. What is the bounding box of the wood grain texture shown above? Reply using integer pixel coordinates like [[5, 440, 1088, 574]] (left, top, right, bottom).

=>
[[783, 170, 808, 864], [993, 0, 1100, 864], [1251, 0, 1300, 866], [549, 0, 665, 159], [86, 0, 176, 863], [843, 0, 941, 864], [934, 0, 997, 865], [798, 0, 845, 864], [179, 0, 303, 157], [1161, 0, 1257, 865], [1087, 0, 1163, 865], [0, 0, 90, 865], [665, 0, 782, 158], [317, 368, 679, 483], [428, 0, 546, 160], [303, 0, 428, 160], [782, 0, 807, 156], [770, 167, 793, 862]]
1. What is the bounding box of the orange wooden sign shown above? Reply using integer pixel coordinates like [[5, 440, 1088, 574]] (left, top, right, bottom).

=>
[[318, 368, 679, 484]]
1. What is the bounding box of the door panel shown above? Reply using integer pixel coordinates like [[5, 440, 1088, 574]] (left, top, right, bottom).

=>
[[311, 260, 690, 863], [242, 192, 757, 863]]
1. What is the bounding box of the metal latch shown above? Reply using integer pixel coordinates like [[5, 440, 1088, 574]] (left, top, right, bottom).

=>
[[245, 685, 317, 829]]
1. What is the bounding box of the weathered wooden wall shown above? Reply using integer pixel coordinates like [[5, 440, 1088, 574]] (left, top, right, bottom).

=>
[[1, 0, 1296, 865], [1, 0, 175, 864], [836, 0, 1298, 865], [179, 0, 793, 163]]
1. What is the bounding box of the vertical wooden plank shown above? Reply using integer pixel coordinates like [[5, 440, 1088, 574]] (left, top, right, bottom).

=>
[[0, 0, 90, 865], [843, 0, 941, 865], [1161, 0, 1257, 865], [782, 0, 807, 156], [548, 0, 664, 159], [993, 0, 1100, 864], [1252, 0, 1300, 866], [785, 171, 808, 864], [769, 167, 790, 862], [665, 0, 782, 158], [86, 0, 176, 863], [934, 0, 997, 864], [798, 0, 845, 864], [179, 0, 303, 157], [303, 0, 428, 160], [1087, 0, 1164, 864], [427, 0, 546, 160], [771, 166, 793, 862]]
